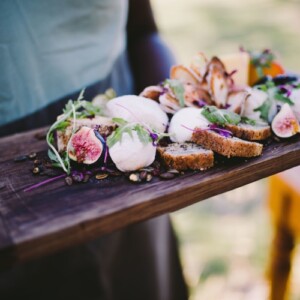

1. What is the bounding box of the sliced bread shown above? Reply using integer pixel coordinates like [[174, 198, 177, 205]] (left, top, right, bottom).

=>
[[225, 123, 271, 141], [158, 143, 214, 171], [191, 129, 263, 158]]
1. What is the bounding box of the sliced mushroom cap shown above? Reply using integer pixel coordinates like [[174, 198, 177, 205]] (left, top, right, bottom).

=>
[[190, 52, 208, 78], [139, 85, 164, 102], [207, 64, 229, 108], [170, 65, 201, 85], [227, 90, 248, 114], [207, 56, 227, 71], [184, 83, 213, 107], [158, 93, 181, 114]]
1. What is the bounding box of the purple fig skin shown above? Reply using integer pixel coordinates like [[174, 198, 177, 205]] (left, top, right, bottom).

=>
[[68, 126, 103, 164], [271, 103, 300, 138]]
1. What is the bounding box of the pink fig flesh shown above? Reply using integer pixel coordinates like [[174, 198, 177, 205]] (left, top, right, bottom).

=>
[[68, 126, 103, 164], [271, 104, 300, 138]]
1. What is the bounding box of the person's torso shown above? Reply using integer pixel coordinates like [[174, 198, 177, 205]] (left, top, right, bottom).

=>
[[0, 0, 128, 126]]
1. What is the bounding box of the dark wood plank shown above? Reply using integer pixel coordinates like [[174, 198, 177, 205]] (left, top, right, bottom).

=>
[[0, 128, 300, 269]]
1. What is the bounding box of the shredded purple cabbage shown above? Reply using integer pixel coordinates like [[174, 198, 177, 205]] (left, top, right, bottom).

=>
[[279, 85, 292, 97], [149, 132, 159, 146], [208, 124, 233, 138], [71, 170, 84, 181], [192, 99, 207, 108], [181, 124, 232, 138], [24, 174, 66, 192]]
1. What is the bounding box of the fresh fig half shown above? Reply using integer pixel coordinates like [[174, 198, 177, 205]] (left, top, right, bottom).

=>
[[271, 103, 300, 138], [68, 126, 104, 164]]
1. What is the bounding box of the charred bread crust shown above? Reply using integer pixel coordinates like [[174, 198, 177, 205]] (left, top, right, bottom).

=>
[[225, 123, 271, 141], [158, 143, 214, 171], [191, 129, 263, 158]]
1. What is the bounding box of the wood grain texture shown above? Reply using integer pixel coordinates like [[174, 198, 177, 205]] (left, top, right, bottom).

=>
[[0, 128, 300, 269]]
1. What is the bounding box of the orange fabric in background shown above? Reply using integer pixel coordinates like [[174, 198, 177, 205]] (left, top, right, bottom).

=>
[[268, 173, 300, 234]]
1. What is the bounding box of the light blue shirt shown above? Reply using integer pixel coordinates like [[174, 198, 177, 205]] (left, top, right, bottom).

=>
[[0, 0, 127, 126]]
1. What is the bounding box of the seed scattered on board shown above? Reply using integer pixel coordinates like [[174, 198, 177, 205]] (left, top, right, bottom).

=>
[[95, 173, 108, 180]]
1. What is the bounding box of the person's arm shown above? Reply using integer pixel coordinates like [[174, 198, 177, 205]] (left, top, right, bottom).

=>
[[126, 0, 175, 93]]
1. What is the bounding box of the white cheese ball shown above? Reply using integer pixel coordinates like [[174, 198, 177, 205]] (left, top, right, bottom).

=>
[[109, 131, 156, 172], [106, 95, 168, 132], [169, 107, 210, 143]]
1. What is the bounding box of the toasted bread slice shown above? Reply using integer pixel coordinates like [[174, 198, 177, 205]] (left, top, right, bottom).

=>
[[225, 123, 271, 141], [57, 116, 116, 152], [191, 129, 263, 158], [158, 143, 214, 171]]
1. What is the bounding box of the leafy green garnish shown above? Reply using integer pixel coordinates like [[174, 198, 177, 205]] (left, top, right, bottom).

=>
[[253, 98, 272, 122], [135, 125, 151, 145], [164, 79, 185, 107], [274, 93, 294, 105], [46, 89, 86, 174], [81, 101, 102, 116], [63, 97, 102, 119], [248, 49, 276, 79], [201, 106, 241, 126], [107, 122, 151, 148], [241, 116, 256, 126], [257, 81, 275, 92], [112, 117, 129, 126], [55, 121, 70, 131]]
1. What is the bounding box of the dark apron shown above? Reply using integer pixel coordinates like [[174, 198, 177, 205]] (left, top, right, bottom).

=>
[[0, 52, 188, 300]]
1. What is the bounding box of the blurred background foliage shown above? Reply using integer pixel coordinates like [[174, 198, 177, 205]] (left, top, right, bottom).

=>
[[151, 0, 300, 299]]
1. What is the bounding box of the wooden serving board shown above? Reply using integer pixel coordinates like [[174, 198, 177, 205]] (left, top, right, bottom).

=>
[[0, 127, 300, 269]]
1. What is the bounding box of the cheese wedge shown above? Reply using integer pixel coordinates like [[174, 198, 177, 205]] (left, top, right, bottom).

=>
[[219, 52, 250, 86]]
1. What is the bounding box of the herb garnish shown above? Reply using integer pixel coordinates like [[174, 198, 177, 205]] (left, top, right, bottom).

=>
[[253, 98, 272, 122], [164, 79, 185, 107], [107, 120, 151, 148], [241, 116, 256, 126], [107, 118, 168, 148], [201, 106, 241, 126], [247, 48, 275, 78], [254, 81, 295, 122]]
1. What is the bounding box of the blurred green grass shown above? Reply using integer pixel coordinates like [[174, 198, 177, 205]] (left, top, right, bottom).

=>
[[151, 0, 300, 298]]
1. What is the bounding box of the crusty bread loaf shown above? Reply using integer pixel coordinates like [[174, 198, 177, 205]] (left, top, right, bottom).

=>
[[158, 143, 214, 171], [191, 129, 263, 158], [225, 123, 271, 141]]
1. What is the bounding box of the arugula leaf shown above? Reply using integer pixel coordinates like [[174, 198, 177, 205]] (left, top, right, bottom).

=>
[[107, 125, 131, 148], [257, 81, 275, 92], [201, 106, 241, 125], [274, 93, 294, 105], [164, 79, 185, 107], [254, 98, 272, 122], [134, 125, 151, 145], [107, 123, 151, 148], [54, 121, 70, 131], [241, 116, 256, 126], [48, 149, 59, 163], [47, 90, 86, 174], [81, 101, 102, 116], [112, 118, 129, 126]]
